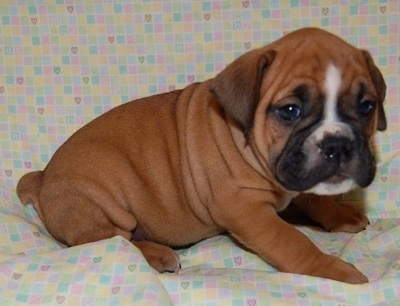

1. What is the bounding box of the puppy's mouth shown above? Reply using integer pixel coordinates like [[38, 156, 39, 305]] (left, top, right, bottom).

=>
[[277, 161, 360, 193], [306, 172, 359, 195], [325, 173, 351, 185]]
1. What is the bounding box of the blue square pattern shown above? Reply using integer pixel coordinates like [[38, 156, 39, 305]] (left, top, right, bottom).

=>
[[113, 4, 122, 13], [2, 16, 10, 25], [16, 294, 29, 303]]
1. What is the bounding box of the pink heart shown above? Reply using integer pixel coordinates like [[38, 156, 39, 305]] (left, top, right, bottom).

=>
[[17, 77, 24, 85], [67, 6, 74, 13], [247, 299, 257, 306], [31, 18, 37, 25], [56, 296, 65, 304], [242, 1, 249, 8], [0, 86, 4, 93], [13, 273, 22, 280], [74, 97, 81, 104], [204, 14, 210, 21], [187, 75, 195, 83], [38, 108, 44, 115], [112, 287, 120, 294], [71, 47, 78, 54], [234, 256, 242, 265], [108, 36, 115, 44], [24, 162, 32, 169], [41, 265, 50, 271], [5, 170, 12, 177]]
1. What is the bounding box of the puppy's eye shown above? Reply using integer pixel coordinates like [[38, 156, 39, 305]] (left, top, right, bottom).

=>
[[277, 104, 301, 122], [359, 100, 375, 116]]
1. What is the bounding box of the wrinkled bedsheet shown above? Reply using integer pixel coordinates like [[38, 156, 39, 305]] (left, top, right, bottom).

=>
[[1, 1, 399, 305], [1, 191, 400, 305]]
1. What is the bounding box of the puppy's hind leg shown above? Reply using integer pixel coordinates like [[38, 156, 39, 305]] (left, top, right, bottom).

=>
[[132, 241, 181, 274], [53, 199, 181, 274], [38, 192, 135, 248]]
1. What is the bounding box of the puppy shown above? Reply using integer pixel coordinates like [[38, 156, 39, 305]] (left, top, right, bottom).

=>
[[17, 28, 386, 283]]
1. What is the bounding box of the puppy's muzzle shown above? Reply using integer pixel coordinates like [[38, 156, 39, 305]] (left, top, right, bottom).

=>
[[275, 125, 376, 193]]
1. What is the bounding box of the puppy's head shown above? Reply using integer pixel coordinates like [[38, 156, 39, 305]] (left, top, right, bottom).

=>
[[211, 28, 387, 195]]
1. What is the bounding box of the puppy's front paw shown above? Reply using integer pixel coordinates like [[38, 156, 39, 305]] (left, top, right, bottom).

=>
[[342, 263, 369, 284], [325, 256, 368, 284], [308, 254, 368, 284], [291, 194, 369, 233], [323, 203, 369, 233]]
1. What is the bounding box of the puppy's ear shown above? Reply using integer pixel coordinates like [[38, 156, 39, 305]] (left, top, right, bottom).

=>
[[210, 50, 276, 135], [361, 50, 387, 131]]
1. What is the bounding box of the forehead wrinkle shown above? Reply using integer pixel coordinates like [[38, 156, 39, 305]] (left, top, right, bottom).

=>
[[261, 72, 319, 103], [266, 53, 331, 94]]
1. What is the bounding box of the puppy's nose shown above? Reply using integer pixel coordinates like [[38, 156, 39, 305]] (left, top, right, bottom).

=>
[[319, 136, 353, 164]]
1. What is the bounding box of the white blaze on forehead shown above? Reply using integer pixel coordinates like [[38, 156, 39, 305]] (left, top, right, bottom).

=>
[[324, 64, 341, 123], [312, 64, 353, 142]]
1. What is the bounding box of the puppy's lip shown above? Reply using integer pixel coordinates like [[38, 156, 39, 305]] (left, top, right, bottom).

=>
[[325, 173, 350, 185]]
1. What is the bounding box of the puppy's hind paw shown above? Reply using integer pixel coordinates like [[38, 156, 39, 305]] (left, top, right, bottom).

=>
[[132, 241, 181, 274]]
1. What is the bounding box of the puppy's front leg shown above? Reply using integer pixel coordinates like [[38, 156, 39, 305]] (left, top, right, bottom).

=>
[[223, 204, 368, 284]]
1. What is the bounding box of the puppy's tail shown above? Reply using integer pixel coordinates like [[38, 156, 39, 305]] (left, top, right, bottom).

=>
[[17, 171, 45, 220]]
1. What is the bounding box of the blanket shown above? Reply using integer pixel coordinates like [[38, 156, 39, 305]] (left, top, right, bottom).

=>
[[1, 1, 399, 305]]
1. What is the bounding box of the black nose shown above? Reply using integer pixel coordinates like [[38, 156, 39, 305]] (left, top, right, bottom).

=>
[[318, 136, 353, 164]]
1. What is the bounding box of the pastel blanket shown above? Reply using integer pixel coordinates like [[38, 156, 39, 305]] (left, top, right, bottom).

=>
[[1, 1, 399, 305]]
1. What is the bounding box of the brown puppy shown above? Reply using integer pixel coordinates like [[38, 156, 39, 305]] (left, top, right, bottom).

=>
[[17, 28, 386, 283]]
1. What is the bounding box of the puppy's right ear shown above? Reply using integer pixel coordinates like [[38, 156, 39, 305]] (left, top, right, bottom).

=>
[[210, 50, 276, 136]]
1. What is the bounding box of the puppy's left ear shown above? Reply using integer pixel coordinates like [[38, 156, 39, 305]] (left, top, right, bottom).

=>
[[210, 49, 276, 136], [361, 50, 387, 131]]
